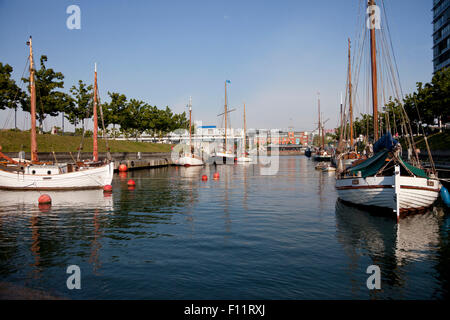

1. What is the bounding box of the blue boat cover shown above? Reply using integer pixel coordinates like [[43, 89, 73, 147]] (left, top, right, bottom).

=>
[[373, 132, 398, 153]]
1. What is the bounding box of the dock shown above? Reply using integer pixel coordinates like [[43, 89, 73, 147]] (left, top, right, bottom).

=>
[[4, 152, 174, 171]]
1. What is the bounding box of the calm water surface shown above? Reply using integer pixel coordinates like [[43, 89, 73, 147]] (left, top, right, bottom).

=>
[[0, 156, 449, 299]]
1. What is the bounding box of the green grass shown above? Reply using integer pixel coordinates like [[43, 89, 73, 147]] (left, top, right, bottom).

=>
[[0, 130, 172, 153], [411, 131, 450, 151]]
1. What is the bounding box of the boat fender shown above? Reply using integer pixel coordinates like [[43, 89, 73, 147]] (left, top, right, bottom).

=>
[[441, 186, 450, 207]]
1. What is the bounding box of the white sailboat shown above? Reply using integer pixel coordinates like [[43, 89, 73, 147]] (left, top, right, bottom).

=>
[[313, 93, 331, 162], [211, 80, 236, 165], [0, 37, 114, 190], [237, 103, 251, 163], [335, 1, 440, 220], [174, 97, 204, 167]]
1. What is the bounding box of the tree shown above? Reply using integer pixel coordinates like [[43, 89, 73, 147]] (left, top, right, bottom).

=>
[[102, 92, 127, 131], [66, 80, 93, 129], [22, 55, 71, 129], [0, 62, 27, 111]]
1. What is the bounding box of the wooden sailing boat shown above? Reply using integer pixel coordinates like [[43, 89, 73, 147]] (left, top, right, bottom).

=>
[[335, 1, 440, 220], [237, 103, 251, 163], [335, 38, 361, 170], [313, 93, 331, 162], [211, 80, 236, 165], [0, 37, 114, 190], [174, 97, 204, 166]]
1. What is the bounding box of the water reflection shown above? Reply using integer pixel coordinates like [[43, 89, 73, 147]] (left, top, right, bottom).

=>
[[335, 199, 447, 298], [0, 189, 114, 211]]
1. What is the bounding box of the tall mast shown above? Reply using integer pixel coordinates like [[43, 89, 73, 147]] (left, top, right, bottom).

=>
[[93, 63, 98, 162], [27, 36, 38, 163], [348, 38, 354, 148], [224, 81, 227, 153], [189, 96, 192, 152], [243, 103, 246, 155], [318, 93, 322, 149], [369, 0, 379, 141]]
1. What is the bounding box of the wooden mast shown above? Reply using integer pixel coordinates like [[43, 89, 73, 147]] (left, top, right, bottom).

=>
[[27, 36, 38, 163], [189, 96, 192, 154], [348, 38, 354, 149], [93, 63, 98, 162], [318, 93, 323, 149], [224, 81, 227, 153], [243, 103, 246, 155], [369, 0, 379, 142]]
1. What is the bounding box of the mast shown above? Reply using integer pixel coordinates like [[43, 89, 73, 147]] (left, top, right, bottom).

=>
[[318, 93, 322, 149], [224, 81, 227, 153], [93, 63, 98, 162], [369, 0, 379, 142], [348, 38, 354, 148], [27, 36, 38, 163], [189, 96, 192, 153], [243, 103, 246, 155]]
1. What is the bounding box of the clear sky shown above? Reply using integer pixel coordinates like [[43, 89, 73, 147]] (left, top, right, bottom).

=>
[[0, 0, 434, 132]]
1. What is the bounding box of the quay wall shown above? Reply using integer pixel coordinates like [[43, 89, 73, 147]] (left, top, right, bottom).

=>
[[4, 152, 174, 171]]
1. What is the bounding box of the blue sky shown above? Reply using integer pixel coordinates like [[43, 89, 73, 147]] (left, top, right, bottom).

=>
[[0, 0, 434, 132]]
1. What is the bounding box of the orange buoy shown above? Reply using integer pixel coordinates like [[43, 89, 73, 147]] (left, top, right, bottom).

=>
[[201, 175, 208, 181], [38, 194, 52, 204], [103, 185, 113, 192], [213, 172, 220, 179], [119, 164, 128, 172], [127, 179, 136, 186]]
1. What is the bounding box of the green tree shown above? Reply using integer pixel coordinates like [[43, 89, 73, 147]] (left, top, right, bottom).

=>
[[22, 55, 71, 128], [67, 80, 93, 129], [102, 92, 127, 132], [0, 62, 27, 111]]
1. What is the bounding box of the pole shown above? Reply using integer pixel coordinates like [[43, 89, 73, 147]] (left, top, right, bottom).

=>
[[369, 0, 379, 142], [189, 96, 192, 154], [93, 63, 98, 162], [224, 81, 227, 153], [348, 38, 354, 148], [28, 36, 38, 163], [243, 103, 246, 156]]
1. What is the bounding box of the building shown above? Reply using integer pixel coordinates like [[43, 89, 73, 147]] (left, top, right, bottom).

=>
[[433, 0, 450, 72]]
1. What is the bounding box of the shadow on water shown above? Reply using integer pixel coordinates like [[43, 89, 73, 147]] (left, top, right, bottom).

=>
[[335, 199, 449, 299]]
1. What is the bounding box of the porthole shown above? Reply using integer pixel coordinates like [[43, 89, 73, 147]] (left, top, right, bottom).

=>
[[32, 170, 36, 175], [47, 171, 51, 175]]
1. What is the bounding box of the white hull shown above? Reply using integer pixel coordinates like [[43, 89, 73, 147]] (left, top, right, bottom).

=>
[[174, 155, 204, 166], [211, 152, 235, 165], [336, 175, 440, 213], [0, 162, 114, 190], [236, 156, 252, 163]]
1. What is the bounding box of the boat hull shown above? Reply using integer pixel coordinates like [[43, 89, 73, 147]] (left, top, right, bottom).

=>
[[210, 153, 235, 165], [0, 162, 114, 190], [335, 175, 440, 214], [174, 155, 204, 167]]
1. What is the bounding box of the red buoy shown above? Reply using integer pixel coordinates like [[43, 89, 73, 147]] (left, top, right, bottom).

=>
[[38, 194, 52, 204], [119, 164, 128, 172], [201, 175, 208, 181], [213, 172, 220, 180], [103, 185, 113, 192], [127, 179, 136, 186]]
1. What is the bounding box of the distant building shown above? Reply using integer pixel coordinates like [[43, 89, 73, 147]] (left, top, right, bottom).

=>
[[433, 0, 450, 72], [255, 130, 310, 146]]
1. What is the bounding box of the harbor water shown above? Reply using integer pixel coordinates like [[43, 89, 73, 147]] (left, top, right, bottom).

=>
[[0, 156, 449, 299]]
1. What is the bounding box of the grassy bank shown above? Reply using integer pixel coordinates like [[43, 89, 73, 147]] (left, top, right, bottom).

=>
[[409, 131, 450, 151], [0, 130, 172, 153]]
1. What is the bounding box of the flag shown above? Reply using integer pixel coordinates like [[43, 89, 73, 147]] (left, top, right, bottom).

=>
[[226, 80, 231, 84]]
